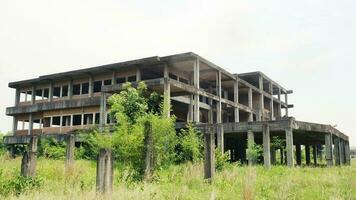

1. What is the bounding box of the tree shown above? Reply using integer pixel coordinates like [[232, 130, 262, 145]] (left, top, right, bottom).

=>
[[177, 123, 203, 163]]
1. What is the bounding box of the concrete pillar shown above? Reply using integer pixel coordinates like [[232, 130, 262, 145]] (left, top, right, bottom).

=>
[[89, 75, 93, 97], [68, 80, 73, 99], [28, 113, 33, 135], [21, 136, 38, 177], [262, 124, 271, 168], [259, 76, 264, 121], [99, 92, 107, 132], [234, 77, 239, 122], [339, 139, 345, 165], [163, 65, 171, 117], [136, 68, 141, 81], [204, 127, 215, 180], [31, 85, 36, 105], [313, 145, 317, 166], [188, 95, 194, 122], [248, 88, 253, 122], [15, 87, 20, 106], [271, 147, 276, 165], [270, 99, 274, 120], [96, 148, 113, 193], [12, 116, 18, 135], [334, 137, 340, 166], [285, 128, 294, 167], [296, 144, 301, 166], [285, 93, 289, 117], [345, 141, 351, 165], [247, 130, 255, 166], [280, 148, 284, 164], [216, 124, 224, 153], [325, 133, 333, 167], [111, 71, 116, 85], [65, 134, 75, 168], [216, 71, 222, 124], [144, 121, 154, 180], [194, 59, 200, 123], [48, 81, 53, 102], [305, 145, 311, 166]]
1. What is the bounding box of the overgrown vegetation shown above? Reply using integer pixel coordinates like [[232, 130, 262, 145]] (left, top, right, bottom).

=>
[[0, 156, 354, 199], [0, 132, 5, 156], [177, 123, 204, 164]]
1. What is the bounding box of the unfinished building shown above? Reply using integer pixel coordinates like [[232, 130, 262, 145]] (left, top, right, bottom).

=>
[[4, 52, 351, 167]]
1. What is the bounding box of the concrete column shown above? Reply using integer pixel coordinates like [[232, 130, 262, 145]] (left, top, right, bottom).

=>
[[216, 71, 222, 124], [296, 144, 301, 166], [31, 85, 36, 105], [204, 127, 215, 180], [263, 124, 271, 168], [12, 116, 18, 135], [188, 95, 194, 122], [136, 68, 142, 81], [194, 59, 200, 123], [345, 141, 351, 165], [208, 86, 214, 123], [334, 137, 340, 166], [305, 145, 311, 166], [313, 145, 317, 166], [48, 81, 53, 102], [89, 75, 93, 97], [248, 88, 253, 122], [99, 92, 107, 132], [163, 64, 171, 117], [96, 148, 113, 193], [111, 71, 116, 85], [234, 77, 239, 122], [285, 128, 294, 167], [65, 134, 75, 168], [15, 87, 20, 106], [339, 139, 345, 165], [280, 148, 284, 164], [21, 136, 38, 177], [270, 99, 274, 120], [68, 80, 73, 99], [271, 147, 276, 165], [28, 113, 33, 135], [144, 121, 154, 180], [258, 76, 264, 121], [325, 133, 333, 167], [247, 130, 255, 166], [285, 93, 289, 117], [217, 124, 224, 153]]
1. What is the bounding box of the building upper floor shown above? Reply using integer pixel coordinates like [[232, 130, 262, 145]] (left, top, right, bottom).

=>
[[6, 52, 293, 121]]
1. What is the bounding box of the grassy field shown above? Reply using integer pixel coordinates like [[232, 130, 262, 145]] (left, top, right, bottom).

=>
[[0, 155, 355, 200]]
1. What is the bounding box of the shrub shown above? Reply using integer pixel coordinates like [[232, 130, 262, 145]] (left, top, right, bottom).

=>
[[177, 123, 203, 163], [246, 143, 263, 164], [0, 133, 5, 156], [215, 149, 230, 171], [0, 169, 43, 197], [38, 138, 66, 159]]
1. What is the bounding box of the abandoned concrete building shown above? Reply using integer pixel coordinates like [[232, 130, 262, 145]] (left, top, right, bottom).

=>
[[4, 52, 351, 167]]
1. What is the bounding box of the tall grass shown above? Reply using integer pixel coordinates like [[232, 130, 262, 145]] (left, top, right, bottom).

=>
[[0, 155, 355, 200]]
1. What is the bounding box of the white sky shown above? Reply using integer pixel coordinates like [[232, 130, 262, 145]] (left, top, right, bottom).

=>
[[0, 0, 355, 146]]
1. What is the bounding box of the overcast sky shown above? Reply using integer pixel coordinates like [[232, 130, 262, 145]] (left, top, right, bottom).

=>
[[0, 0, 355, 146]]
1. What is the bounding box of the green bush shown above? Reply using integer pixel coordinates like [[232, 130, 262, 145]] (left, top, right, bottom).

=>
[[177, 123, 203, 163], [0, 133, 5, 156], [215, 149, 230, 171], [38, 138, 66, 159], [0, 169, 43, 197], [246, 143, 263, 164]]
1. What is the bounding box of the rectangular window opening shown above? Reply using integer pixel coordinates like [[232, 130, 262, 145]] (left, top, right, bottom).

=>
[[72, 114, 82, 126], [94, 81, 102, 93]]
